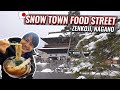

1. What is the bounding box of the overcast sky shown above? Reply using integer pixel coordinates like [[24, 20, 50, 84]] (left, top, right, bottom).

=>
[[0, 11, 120, 48]]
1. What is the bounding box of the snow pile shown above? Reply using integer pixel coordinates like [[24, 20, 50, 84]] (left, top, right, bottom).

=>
[[58, 64, 66, 68], [77, 76, 86, 79], [36, 62, 48, 67], [65, 71, 73, 74], [41, 68, 54, 73]]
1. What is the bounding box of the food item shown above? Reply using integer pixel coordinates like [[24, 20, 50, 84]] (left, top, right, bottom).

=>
[[3, 43, 31, 77], [15, 58, 31, 69], [3, 60, 28, 77], [15, 43, 22, 60]]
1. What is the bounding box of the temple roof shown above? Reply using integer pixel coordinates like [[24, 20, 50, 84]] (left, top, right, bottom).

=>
[[41, 37, 70, 44], [39, 47, 69, 49], [38, 47, 69, 53], [45, 31, 71, 38], [39, 31, 73, 53], [40, 31, 72, 44]]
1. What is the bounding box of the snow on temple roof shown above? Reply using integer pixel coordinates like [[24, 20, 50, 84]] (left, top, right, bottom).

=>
[[45, 32, 71, 38], [39, 47, 69, 49]]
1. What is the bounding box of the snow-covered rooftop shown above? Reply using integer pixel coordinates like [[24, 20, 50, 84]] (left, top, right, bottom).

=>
[[39, 47, 69, 49], [45, 32, 71, 38]]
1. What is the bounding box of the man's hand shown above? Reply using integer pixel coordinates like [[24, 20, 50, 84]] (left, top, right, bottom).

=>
[[0, 39, 10, 54]]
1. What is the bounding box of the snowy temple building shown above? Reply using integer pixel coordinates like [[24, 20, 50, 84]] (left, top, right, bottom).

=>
[[38, 31, 75, 60]]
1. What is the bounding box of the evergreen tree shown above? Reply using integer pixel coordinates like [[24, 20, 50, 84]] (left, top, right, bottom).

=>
[[72, 16, 120, 79]]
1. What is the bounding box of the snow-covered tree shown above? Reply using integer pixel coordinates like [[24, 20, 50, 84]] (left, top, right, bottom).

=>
[[72, 16, 120, 79]]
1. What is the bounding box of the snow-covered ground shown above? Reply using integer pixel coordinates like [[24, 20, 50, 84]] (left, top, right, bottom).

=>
[[77, 76, 86, 79], [34, 61, 75, 79], [41, 68, 54, 73], [36, 61, 73, 74], [36, 62, 48, 67], [70, 58, 120, 79], [35, 58, 120, 79]]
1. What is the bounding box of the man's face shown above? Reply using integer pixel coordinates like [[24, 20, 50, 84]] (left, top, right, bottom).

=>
[[20, 36, 34, 54]]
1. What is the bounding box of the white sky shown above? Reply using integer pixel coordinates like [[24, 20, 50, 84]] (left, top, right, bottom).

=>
[[0, 11, 120, 48]]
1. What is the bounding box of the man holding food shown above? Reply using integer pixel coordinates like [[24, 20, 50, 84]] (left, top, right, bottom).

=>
[[0, 32, 39, 79]]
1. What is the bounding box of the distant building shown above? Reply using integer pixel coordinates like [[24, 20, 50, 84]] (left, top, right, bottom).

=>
[[38, 11, 81, 61], [38, 31, 75, 61]]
